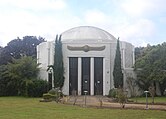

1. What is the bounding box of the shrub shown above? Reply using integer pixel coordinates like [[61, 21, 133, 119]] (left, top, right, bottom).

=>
[[42, 88, 64, 102], [108, 88, 117, 98], [48, 88, 58, 95], [48, 88, 64, 97], [0, 76, 8, 96], [117, 88, 127, 108], [5, 80, 19, 96], [43, 93, 52, 100], [43, 93, 58, 101], [27, 79, 48, 97], [42, 93, 59, 102]]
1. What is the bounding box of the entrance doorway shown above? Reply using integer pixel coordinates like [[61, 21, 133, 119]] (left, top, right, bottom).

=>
[[69, 57, 78, 95], [94, 57, 103, 95], [82, 57, 90, 95]]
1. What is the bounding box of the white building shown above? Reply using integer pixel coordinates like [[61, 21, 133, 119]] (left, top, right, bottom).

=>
[[37, 26, 135, 96]]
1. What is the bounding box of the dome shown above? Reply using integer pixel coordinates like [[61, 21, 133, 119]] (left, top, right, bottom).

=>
[[61, 26, 116, 42]]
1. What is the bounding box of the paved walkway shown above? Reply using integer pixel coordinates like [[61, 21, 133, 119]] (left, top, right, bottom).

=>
[[63, 96, 166, 110]]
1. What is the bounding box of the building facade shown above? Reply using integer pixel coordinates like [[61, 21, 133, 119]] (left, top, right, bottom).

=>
[[37, 26, 135, 96]]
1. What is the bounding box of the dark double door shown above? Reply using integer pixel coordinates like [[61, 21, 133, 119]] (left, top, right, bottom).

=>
[[82, 57, 90, 95], [69, 57, 103, 95], [94, 57, 103, 95], [69, 57, 78, 95]]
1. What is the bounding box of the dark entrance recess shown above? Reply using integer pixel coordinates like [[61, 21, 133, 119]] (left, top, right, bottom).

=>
[[69, 57, 78, 95], [82, 57, 90, 95], [48, 73, 52, 90], [94, 57, 103, 95]]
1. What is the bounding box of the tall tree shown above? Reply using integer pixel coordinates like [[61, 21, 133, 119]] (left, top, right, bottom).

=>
[[54, 35, 64, 88], [113, 38, 123, 88], [135, 44, 155, 60], [0, 36, 45, 65], [0, 46, 2, 51], [135, 42, 166, 95]]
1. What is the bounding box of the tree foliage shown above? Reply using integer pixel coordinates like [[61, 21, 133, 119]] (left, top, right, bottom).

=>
[[0, 36, 45, 65], [0, 46, 2, 54], [27, 79, 48, 97], [113, 39, 123, 88], [0, 65, 8, 96], [0, 56, 48, 96], [54, 35, 64, 88], [135, 42, 166, 95], [0, 37, 47, 97], [6, 56, 39, 80], [135, 44, 154, 60]]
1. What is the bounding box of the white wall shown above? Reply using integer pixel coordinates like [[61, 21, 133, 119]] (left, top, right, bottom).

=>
[[37, 41, 54, 81], [37, 39, 135, 95], [62, 41, 112, 95]]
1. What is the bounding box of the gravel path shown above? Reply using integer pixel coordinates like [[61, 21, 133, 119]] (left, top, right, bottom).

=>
[[64, 96, 166, 110]]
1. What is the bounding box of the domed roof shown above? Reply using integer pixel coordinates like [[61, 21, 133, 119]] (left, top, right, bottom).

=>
[[61, 26, 116, 42]]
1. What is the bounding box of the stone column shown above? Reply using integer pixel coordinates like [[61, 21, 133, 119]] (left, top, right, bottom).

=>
[[52, 71, 54, 88], [78, 57, 82, 95], [66, 57, 69, 95], [47, 42, 50, 66], [122, 48, 125, 69], [132, 48, 135, 65], [90, 57, 94, 95], [37, 46, 39, 64]]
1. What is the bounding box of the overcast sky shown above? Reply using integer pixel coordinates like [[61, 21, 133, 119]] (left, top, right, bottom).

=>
[[0, 0, 166, 47]]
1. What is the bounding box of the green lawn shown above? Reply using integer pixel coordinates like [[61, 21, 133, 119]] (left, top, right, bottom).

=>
[[0, 97, 165, 119], [130, 97, 166, 103]]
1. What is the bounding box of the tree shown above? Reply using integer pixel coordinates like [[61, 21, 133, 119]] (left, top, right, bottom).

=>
[[135, 42, 166, 95], [0, 46, 2, 53], [3, 56, 40, 96], [135, 44, 155, 60], [0, 47, 12, 65], [0, 36, 45, 65], [54, 35, 64, 88], [113, 38, 123, 88]]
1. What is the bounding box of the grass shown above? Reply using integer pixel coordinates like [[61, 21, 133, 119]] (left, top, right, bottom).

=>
[[0, 97, 166, 119], [129, 97, 166, 103]]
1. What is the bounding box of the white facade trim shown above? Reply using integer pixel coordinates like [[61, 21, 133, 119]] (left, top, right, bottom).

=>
[[78, 57, 82, 95], [90, 57, 94, 95]]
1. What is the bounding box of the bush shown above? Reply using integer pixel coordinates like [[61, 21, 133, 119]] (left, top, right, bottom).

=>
[[117, 88, 127, 108], [43, 93, 52, 100], [48, 88, 58, 95], [108, 88, 117, 98], [48, 88, 64, 97], [4, 80, 18, 96], [42, 88, 64, 102], [43, 93, 59, 102], [0, 77, 7, 96], [42, 93, 59, 102], [27, 79, 48, 97]]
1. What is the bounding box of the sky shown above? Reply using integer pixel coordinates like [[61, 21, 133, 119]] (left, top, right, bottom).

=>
[[0, 0, 166, 47]]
